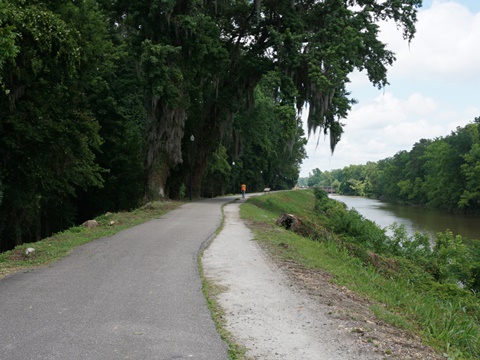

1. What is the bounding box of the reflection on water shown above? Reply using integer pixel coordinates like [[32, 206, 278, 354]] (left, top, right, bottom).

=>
[[330, 195, 480, 240]]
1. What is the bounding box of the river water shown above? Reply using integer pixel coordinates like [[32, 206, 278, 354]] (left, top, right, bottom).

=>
[[330, 195, 480, 241]]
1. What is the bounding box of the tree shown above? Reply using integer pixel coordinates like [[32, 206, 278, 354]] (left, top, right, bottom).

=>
[[202, 145, 232, 197], [76, 45, 146, 217], [338, 164, 366, 195], [0, 0, 111, 250], [362, 161, 378, 196], [318, 171, 334, 187], [422, 140, 463, 210], [0, 0, 424, 251], [459, 142, 480, 210], [232, 74, 307, 193], [372, 151, 409, 201], [400, 138, 431, 204], [108, 0, 422, 199], [308, 169, 323, 187]]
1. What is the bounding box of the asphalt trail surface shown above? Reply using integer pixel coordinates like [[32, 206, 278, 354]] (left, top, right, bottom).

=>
[[0, 198, 233, 360]]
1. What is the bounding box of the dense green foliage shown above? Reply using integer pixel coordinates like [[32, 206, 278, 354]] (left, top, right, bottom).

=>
[[312, 188, 480, 292], [245, 189, 480, 358], [0, 0, 108, 251], [302, 118, 480, 213], [0, 0, 422, 251]]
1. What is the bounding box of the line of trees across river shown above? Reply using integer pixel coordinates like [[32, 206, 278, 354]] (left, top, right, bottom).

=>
[[0, 0, 422, 252], [299, 118, 480, 214]]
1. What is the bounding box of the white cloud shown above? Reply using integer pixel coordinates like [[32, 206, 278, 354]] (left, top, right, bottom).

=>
[[343, 92, 442, 146], [299, 1, 480, 178], [301, 92, 478, 176], [381, 1, 480, 81]]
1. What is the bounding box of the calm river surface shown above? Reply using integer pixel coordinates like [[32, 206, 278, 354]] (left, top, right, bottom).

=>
[[330, 195, 480, 241]]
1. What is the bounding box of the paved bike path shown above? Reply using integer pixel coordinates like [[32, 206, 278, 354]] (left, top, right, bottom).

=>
[[0, 198, 235, 360]]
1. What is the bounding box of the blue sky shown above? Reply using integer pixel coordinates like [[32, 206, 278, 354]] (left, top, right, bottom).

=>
[[300, 0, 480, 177]]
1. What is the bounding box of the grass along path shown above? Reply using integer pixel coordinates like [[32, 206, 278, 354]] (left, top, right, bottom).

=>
[[239, 190, 479, 360], [0, 200, 184, 279]]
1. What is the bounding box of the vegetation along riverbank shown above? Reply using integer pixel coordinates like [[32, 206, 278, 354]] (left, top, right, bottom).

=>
[[241, 189, 479, 360], [298, 119, 480, 214]]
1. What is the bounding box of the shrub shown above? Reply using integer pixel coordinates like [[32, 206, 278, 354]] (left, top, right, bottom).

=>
[[433, 231, 474, 288]]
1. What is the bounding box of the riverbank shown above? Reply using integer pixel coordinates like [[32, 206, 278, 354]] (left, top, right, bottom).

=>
[[330, 194, 480, 241], [233, 190, 479, 359]]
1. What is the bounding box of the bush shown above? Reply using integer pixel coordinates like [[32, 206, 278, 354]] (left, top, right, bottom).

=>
[[324, 204, 389, 253], [433, 231, 475, 288], [313, 187, 345, 214]]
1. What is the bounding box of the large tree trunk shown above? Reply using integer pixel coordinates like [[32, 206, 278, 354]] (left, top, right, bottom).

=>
[[191, 104, 224, 198], [145, 150, 169, 200], [144, 93, 187, 200]]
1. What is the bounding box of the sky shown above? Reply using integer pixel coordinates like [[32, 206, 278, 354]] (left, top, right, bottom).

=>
[[300, 0, 480, 177]]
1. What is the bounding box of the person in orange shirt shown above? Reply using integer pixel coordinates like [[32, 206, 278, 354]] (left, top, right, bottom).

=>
[[241, 183, 247, 199]]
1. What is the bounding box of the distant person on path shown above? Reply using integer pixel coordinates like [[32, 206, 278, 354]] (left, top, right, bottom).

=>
[[241, 183, 247, 199]]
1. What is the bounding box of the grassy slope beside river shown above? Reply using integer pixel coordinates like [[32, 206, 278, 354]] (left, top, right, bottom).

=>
[[240, 190, 479, 360]]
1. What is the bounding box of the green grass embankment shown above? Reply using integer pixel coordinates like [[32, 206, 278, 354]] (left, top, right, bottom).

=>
[[240, 189, 479, 360]]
